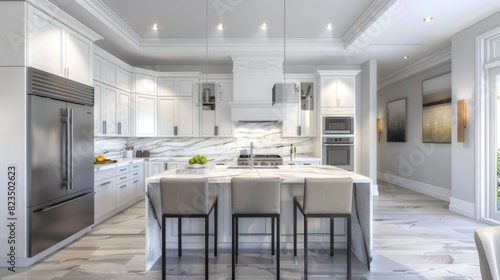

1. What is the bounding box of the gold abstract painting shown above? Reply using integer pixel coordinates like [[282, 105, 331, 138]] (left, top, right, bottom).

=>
[[422, 72, 452, 143]]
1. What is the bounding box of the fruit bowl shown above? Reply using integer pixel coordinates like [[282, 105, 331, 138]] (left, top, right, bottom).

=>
[[184, 163, 207, 169]]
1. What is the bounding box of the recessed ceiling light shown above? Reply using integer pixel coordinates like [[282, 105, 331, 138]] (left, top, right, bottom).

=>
[[402, 56, 409, 60], [423, 16, 433, 22], [326, 23, 333, 30], [217, 23, 224, 30], [260, 23, 269, 30], [152, 23, 159, 30]]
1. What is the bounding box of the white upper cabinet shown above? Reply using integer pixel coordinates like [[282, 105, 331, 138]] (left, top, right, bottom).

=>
[[27, 5, 97, 85], [282, 79, 316, 137], [133, 94, 157, 137], [158, 78, 197, 96], [317, 71, 360, 115], [94, 82, 130, 136], [133, 73, 157, 95], [158, 96, 196, 137], [94, 53, 131, 91], [199, 81, 233, 137]]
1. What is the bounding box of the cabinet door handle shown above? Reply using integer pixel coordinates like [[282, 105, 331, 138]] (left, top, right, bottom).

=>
[[120, 184, 127, 189], [214, 126, 218, 136], [102, 121, 106, 134], [297, 126, 301, 136], [164, 163, 168, 170], [174, 126, 178, 136], [117, 122, 121, 135], [99, 181, 112, 186]]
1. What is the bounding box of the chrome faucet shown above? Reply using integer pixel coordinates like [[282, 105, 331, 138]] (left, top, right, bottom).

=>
[[249, 142, 254, 169]]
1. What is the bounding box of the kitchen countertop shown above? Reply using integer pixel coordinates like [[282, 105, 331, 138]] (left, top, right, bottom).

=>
[[93, 158, 147, 171], [145, 164, 371, 184]]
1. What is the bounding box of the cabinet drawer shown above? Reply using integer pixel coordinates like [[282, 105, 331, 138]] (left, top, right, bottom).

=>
[[130, 163, 143, 173], [321, 107, 355, 115], [116, 173, 129, 184], [130, 170, 141, 180], [94, 177, 116, 219], [94, 168, 115, 181], [116, 165, 130, 176]]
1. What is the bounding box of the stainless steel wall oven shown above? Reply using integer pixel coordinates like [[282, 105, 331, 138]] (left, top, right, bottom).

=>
[[322, 136, 354, 171]]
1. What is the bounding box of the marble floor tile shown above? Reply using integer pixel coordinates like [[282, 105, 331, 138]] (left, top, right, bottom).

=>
[[0, 181, 491, 280]]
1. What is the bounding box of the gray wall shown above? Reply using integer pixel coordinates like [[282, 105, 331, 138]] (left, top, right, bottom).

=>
[[451, 11, 500, 206], [378, 63, 452, 197]]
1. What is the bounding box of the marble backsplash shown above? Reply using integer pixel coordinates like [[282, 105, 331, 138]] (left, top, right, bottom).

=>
[[94, 122, 315, 160]]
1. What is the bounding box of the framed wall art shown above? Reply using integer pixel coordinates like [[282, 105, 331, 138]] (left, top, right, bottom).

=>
[[386, 98, 406, 142], [422, 72, 452, 143]]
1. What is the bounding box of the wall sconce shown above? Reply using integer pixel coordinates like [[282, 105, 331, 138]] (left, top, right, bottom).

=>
[[377, 118, 382, 142], [457, 99, 467, 142]]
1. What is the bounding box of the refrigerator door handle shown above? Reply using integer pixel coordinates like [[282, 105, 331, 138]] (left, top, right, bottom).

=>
[[61, 109, 70, 190], [67, 108, 74, 191]]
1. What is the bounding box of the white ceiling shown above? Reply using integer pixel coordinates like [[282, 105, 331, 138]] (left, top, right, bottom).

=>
[[48, 0, 500, 82]]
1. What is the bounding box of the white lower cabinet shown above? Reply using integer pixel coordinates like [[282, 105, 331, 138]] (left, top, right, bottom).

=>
[[283, 159, 321, 166], [147, 161, 178, 177], [94, 169, 116, 220], [94, 161, 145, 224]]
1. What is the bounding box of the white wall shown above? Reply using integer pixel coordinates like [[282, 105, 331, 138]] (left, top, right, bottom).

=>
[[378, 63, 452, 201], [450, 11, 500, 217]]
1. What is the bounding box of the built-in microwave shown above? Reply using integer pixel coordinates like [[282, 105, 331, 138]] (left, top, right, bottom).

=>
[[323, 116, 354, 135]]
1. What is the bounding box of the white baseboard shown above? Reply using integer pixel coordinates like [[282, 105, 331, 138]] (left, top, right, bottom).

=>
[[449, 197, 476, 219], [378, 172, 451, 202]]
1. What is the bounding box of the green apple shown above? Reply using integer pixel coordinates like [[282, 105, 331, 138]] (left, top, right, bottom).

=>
[[199, 156, 207, 164], [188, 158, 195, 165]]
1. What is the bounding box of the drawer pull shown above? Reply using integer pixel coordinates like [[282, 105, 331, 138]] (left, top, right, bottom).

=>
[[120, 176, 127, 180], [119, 185, 127, 189], [133, 173, 139, 176], [99, 181, 111, 186], [133, 180, 139, 183], [119, 168, 127, 172], [303, 163, 311, 165]]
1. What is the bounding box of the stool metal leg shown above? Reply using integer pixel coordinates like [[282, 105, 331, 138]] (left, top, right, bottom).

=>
[[214, 200, 218, 257], [162, 215, 166, 280], [330, 217, 334, 256], [304, 215, 308, 280], [235, 216, 239, 264], [276, 215, 280, 280], [232, 215, 236, 280], [205, 216, 209, 280], [178, 217, 182, 257], [271, 217, 275, 256], [293, 201, 297, 257], [347, 216, 351, 280]]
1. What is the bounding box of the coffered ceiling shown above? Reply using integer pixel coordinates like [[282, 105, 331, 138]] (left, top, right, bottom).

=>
[[48, 0, 500, 84]]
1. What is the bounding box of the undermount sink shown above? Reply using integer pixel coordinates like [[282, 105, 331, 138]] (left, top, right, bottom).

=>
[[227, 166, 279, 169]]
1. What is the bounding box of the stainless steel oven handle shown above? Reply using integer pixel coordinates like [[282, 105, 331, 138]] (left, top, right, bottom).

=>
[[322, 144, 354, 146]]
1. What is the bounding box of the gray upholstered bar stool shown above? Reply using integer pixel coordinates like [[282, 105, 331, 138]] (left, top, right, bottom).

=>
[[160, 177, 218, 280], [231, 177, 282, 280], [474, 226, 500, 280], [293, 177, 353, 280]]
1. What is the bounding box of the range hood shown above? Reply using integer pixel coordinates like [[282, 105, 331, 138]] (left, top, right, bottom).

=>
[[230, 57, 287, 122]]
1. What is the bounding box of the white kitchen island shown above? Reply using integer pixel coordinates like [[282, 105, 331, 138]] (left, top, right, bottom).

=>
[[144, 165, 372, 271]]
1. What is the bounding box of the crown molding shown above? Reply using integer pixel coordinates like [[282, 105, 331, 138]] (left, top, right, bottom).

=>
[[378, 46, 451, 89], [342, 0, 398, 49], [75, 0, 142, 48]]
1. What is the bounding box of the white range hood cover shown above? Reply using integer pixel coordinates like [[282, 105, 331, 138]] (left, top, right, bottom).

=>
[[230, 56, 286, 122], [230, 102, 285, 122]]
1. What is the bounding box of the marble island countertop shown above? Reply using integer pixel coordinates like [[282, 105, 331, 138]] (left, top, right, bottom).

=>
[[145, 164, 371, 184]]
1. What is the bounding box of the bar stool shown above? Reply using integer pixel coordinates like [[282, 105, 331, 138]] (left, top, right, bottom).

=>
[[160, 178, 218, 280], [474, 226, 500, 280], [231, 177, 282, 280], [293, 177, 353, 280]]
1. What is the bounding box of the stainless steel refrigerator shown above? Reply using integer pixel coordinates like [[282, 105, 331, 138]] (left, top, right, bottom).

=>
[[27, 68, 95, 257]]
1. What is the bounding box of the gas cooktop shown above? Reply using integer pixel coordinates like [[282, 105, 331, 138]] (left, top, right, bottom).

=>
[[237, 154, 283, 166]]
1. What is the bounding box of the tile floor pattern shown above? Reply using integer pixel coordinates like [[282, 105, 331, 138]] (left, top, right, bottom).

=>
[[0, 181, 490, 279]]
